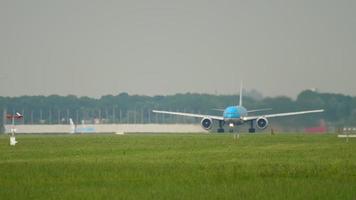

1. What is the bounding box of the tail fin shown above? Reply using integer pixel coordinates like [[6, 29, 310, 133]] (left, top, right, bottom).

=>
[[69, 118, 74, 126], [239, 81, 243, 107], [69, 118, 75, 134]]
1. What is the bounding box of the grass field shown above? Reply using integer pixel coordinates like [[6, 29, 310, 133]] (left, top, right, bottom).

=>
[[0, 133, 355, 200]]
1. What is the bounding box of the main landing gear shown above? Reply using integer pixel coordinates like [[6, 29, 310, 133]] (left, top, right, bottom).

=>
[[216, 121, 256, 133], [248, 120, 256, 133], [217, 120, 225, 133]]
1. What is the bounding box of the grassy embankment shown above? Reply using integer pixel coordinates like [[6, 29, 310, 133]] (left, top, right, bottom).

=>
[[0, 133, 355, 199]]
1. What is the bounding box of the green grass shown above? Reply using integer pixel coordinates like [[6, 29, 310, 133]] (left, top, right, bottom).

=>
[[0, 133, 355, 200]]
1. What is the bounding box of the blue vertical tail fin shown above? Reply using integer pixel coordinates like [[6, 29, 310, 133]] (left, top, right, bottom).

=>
[[239, 81, 243, 107]]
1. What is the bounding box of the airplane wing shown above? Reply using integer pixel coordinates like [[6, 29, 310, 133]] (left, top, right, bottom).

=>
[[242, 109, 324, 121], [152, 110, 224, 121]]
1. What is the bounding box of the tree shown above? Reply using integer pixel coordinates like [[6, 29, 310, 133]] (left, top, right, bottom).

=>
[[0, 114, 4, 133], [0, 90, 354, 129]]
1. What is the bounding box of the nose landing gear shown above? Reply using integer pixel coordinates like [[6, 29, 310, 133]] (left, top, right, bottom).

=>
[[229, 123, 234, 133]]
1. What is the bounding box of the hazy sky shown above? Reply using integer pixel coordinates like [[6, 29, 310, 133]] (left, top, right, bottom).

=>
[[1, 0, 355, 98]]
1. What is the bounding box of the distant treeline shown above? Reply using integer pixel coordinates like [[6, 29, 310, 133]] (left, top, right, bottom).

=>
[[0, 90, 355, 129]]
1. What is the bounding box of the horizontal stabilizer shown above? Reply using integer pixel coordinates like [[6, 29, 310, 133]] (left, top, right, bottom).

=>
[[211, 108, 225, 112], [247, 108, 272, 113]]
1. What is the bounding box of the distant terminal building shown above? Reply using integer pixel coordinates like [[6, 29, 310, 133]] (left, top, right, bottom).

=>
[[336, 127, 356, 134], [4, 124, 206, 134]]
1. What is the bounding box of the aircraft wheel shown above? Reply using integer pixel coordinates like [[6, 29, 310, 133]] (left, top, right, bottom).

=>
[[249, 128, 256, 133]]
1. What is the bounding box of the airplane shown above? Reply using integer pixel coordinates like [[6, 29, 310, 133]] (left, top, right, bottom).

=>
[[6, 112, 23, 144], [152, 85, 324, 133], [6, 112, 23, 133], [6, 112, 23, 120]]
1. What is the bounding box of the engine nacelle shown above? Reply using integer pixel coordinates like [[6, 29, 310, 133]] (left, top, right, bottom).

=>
[[256, 117, 269, 129], [201, 117, 213, 130]]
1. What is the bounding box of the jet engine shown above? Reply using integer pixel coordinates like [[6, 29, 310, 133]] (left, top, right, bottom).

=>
[[256, 117, 269, 129], [201, 117, 213, 130]]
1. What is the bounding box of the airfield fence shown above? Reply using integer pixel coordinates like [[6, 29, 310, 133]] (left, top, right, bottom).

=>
[[2, 108, 201, 125]]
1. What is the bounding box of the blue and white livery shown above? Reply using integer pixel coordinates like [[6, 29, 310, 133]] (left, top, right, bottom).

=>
[[153, 84, 324, 132]]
